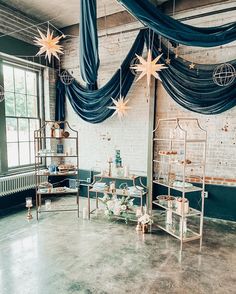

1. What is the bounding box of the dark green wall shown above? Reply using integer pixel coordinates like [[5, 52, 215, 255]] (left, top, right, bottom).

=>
[[1, 170, 235, 222], [0, 34, 52, 66], [153, 184, 236, 221]]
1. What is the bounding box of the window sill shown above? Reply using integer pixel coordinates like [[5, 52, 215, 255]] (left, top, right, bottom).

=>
[[0, 165, 45, 177]]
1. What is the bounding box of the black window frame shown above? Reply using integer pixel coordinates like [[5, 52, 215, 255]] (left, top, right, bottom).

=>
[[0, 57, 44, 176]]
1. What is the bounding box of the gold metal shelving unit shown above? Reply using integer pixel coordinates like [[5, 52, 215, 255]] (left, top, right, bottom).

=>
[[34, 120, 79, 220], [152, 118, 207, 251], [88, 173, 148, 221]]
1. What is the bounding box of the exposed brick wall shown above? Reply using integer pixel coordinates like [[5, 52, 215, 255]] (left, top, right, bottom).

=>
[[61, 26, 150, 175], [156, 2, 236, 186]]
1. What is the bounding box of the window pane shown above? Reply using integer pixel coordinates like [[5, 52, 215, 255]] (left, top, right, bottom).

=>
[[6, 118, 17, 142], [5, 92, 15, 116], [19, 142, 30, 165], [30, 119, 39, 141], [3, 65, 14, 90], [18, 119, 29, 141], [27, 95, 38, 117], [15, 94, 27, 117], [26, 71, 37, 96], [30, 142, 35, 164], [14, 68, 26, 94], [7, 143, 19, 167]]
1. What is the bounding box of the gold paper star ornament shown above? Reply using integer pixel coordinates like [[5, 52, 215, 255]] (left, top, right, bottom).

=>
[[108, 97, 131, 119], [34, 28, 63, 62], [130, 49, 168, 87]]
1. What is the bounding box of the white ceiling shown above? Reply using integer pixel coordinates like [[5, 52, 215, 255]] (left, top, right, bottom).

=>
[[0, 0, 126, 28]]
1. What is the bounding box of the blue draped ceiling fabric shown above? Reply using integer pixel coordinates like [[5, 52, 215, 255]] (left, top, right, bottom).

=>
[[59, 30, 145, 123], [56, 0, 236, 123], [147, 35, 236, 114], [79, 0, 100, 90], [118, 0, 236, 47]]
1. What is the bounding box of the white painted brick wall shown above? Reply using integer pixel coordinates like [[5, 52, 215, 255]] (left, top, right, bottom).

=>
[[61, 28, 150, 175], [157, 2, 236, 183]]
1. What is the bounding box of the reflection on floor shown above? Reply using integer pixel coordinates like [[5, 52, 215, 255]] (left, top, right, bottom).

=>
[[0, 198, 235, 294]]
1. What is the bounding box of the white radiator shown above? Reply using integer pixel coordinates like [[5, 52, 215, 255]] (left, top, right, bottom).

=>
[[0, 172, 46, 197]]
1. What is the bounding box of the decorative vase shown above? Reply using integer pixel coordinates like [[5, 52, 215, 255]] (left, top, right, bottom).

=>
[[142, 223, 149, 233]]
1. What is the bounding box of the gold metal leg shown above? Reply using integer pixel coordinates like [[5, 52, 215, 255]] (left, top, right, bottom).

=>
[[88, 187, 90, 220]]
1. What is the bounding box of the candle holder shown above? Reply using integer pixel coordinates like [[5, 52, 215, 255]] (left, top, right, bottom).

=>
[[25, 197, 33, 220]]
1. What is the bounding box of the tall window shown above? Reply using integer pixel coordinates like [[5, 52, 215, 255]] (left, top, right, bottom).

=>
[[2, 62, 42, 171]]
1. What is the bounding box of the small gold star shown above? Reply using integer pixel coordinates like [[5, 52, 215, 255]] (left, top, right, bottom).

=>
[[130, 50, 168, 87], [189, 62, 196, 69], [108, 97, 131, 119], [158, 47, 162, 52], [165, 58, 171, 65]]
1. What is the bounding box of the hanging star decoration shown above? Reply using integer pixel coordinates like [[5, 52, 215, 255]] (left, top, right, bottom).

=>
[[130, 49, 168, 87], [108, 97, 131, 119], [34, 28, 63, 62], [189, 62, 196, 69], [165, 57, 171, 65]]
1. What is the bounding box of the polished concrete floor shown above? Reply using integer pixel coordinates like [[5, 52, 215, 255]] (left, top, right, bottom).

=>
[[0, 198, 235, 294]]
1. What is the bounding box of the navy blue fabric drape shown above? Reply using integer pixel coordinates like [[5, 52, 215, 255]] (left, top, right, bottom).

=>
[[55, 0, 236, 124], [58, 30, 145, 123], [118, 0, 236, 47], [79, 0, 99, 89], [55, 78, 65, 125], [148, 38, 236, 114]]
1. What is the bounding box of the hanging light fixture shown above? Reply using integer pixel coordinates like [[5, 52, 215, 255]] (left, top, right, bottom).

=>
[[34, 28, 64, 62]]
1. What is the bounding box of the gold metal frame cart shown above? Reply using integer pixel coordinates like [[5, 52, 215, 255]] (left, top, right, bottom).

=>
[[152, 118, 207, 251], [34, 120, 79, 220], [88, 173, 148, 221]]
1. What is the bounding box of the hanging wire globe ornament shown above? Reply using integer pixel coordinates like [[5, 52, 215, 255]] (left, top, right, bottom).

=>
[[130, 57, 140, 76], [60, 70, 75, 85], [0, 85, 4, 102], [213, 63, 236, 87]]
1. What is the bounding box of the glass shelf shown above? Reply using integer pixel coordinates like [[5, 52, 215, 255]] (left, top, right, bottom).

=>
[[89, 187, 146, 198], [153, 180, 203, 193], [94, 173, 139, 180], [36, 171, 78, 176], [153, 215, 201, 242], [37, 188, 78, 195], [36, 154, 77, 158], [152, 200, 201, 217], [153, 159, 204, 167], [153, 138, 206, 143], [35, 136, 77, 139]]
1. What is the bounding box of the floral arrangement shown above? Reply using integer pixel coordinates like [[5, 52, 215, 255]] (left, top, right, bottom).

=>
[[138, 213, 153, 225], [138, 206, 153, 225], [101, 193, 134, 223]]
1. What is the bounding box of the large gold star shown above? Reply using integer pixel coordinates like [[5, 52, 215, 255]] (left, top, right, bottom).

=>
[[108, 97, 131, 119], [34, 28, 63, 62], [130, 49, 168, 87]]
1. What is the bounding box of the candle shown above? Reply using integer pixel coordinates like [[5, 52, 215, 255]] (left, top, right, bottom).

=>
[[45, 199, 51, 210], [110, 181, 115, 191], [83, 207, 88, 219], [25, 197, 32, 208], [136, 207, 142, 217], [124, 165, 129, 178]]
